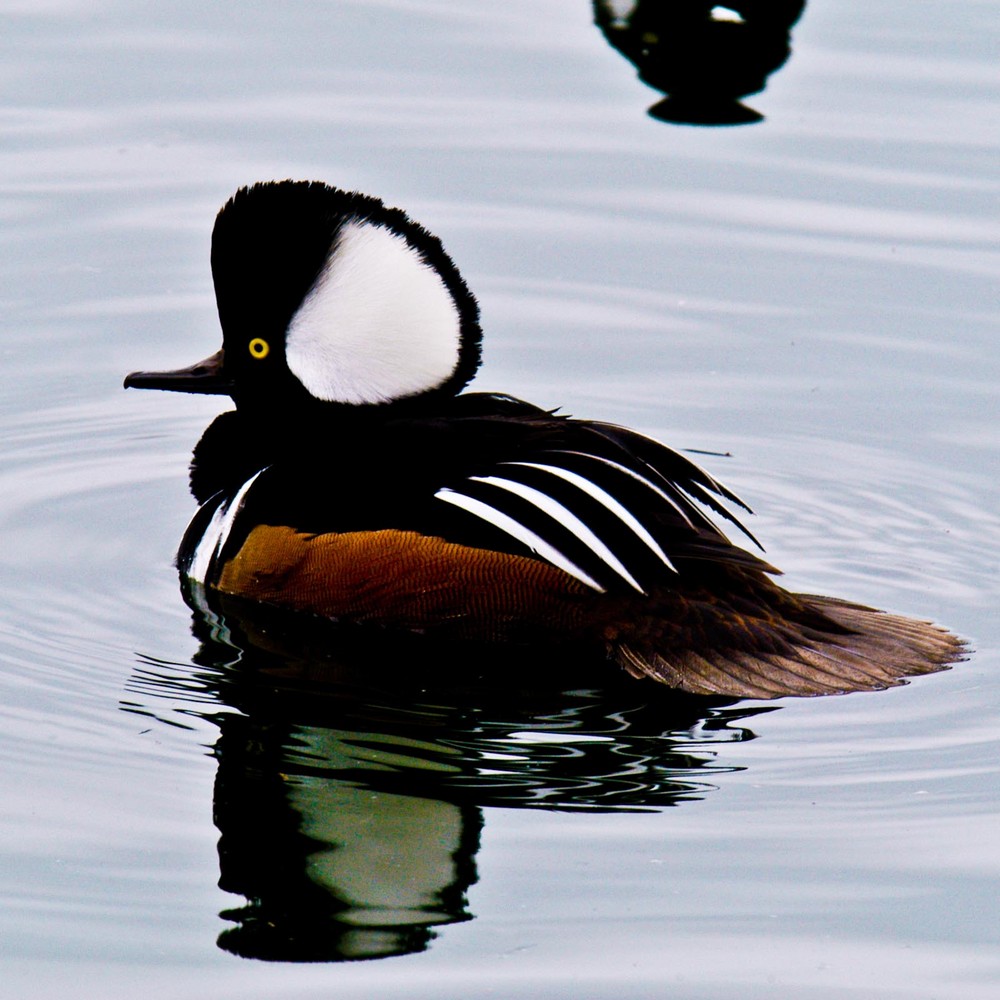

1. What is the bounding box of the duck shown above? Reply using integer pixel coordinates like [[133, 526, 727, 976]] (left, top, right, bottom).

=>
[[124, 179, 963, 699]]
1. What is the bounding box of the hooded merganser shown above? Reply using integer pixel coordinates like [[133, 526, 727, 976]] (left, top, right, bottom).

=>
[[125, 180, 963, 699]]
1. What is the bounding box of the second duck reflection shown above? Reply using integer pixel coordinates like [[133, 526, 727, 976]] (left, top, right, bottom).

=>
[[595, 0, 807, 125], [126, 591, 771, 963]]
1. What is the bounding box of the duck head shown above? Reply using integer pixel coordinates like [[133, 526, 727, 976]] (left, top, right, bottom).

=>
[[124, 181, 482, 417]]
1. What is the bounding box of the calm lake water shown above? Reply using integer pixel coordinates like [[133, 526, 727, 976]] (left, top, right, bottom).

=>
[[1, 1, 998, 997]]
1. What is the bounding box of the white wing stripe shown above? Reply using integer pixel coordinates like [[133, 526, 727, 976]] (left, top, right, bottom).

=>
[[434, 488, 605, 593], [501, 461, 678, 574], [466, 475, 646, 593], [544, 449, 697, 527], [188, 499, 227, 585], [187, 468, 267, 584], [592, 425, 750, 508], [217, 468, 266, 556]]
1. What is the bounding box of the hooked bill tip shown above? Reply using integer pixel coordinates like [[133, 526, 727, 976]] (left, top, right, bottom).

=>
[[122, 350, 231, 395]]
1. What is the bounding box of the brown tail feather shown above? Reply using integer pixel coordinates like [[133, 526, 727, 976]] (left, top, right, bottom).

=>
[[615, 594, 966, 699]]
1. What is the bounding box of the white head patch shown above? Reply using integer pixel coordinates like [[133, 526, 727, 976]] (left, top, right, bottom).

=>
[[284, 218, 462, 404]]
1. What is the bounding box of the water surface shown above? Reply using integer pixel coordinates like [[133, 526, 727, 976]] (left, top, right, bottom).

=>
[[1, 2, 998, 997]]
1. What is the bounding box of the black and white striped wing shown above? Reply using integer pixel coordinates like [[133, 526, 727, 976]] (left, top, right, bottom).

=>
[[434, 420, 767, 595]]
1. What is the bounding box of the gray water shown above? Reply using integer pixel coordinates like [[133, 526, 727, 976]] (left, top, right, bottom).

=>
[[1, 1, 998, 997]]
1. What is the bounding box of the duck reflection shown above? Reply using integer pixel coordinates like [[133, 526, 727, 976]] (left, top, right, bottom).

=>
[[595, 0, 806, 125], [125, 589, 772, 963]]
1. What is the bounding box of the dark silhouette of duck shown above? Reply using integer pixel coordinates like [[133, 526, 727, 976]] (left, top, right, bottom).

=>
[[594, 0, 806, 124]]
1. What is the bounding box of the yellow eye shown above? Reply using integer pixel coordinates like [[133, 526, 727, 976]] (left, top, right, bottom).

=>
[[248, 337, 270, 360]]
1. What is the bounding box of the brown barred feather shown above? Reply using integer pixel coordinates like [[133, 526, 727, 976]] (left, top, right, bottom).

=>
[[214, 526, 964, 699], [216, 524, 597, 641]]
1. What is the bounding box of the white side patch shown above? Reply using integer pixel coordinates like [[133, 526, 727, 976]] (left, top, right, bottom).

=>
[[434, 488, 605, 593], [186, 469, 266, 585], [500, 461, 678, 574], [285, 219, 462, 404]]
